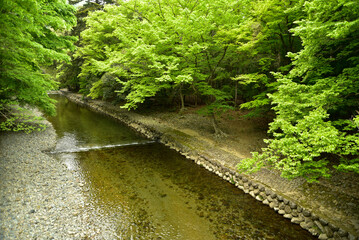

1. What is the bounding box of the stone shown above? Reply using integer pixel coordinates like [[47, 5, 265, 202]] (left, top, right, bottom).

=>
[[305, 220, 314, 229], [253, 189, 260, 195], [283, 214, 292, 219], [300, 222, 310, 230], [302, 209, 311, 217], [265, 189, 272, 196], [338, 228, 349, 237], [297, 206, 303, 213], [291, 217, 304, 224], [256, 195, 263, 202], [309, 227, 319, 237], [270, 192, 277, 199], [284, 205, 292, 214], [305, 217, 313, 223], [291, 210, 298, 217], [311, 213, 319, 221], [253, 183, 259, 189], [259, 186, 265, 192], [267, 195, 274, 202], [249, 191, 256, 198], [283, 198, 289, 204], [278, 210, 285, 215], [260, 192, 267, 198], [314, 220, 326, 233], [319, 218, 328, 226], [279, 202, 285, 210], [324, 226, 334, 238], [269, 201, 279, 209], [263, 199, 269, 205], [289, 201, 297, 209], [318, 234, 328, 240], [328, 223, 339, 231], [333, 232, 342, 239], [277, 195, 283, 201], [348, 233, 358, 240]]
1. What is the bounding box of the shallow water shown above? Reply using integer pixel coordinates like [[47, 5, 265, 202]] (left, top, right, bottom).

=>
[[47, 95, 315, 239]]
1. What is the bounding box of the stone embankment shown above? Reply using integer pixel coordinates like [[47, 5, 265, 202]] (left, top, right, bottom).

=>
[[61, 90, 359, 240]]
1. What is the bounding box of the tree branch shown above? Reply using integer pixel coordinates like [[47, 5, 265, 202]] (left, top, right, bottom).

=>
[[207, 46, 228, 83], [157, 0, 166, 21]]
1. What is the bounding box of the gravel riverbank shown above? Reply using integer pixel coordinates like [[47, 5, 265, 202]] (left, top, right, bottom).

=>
[[0, 113, 116, 239]]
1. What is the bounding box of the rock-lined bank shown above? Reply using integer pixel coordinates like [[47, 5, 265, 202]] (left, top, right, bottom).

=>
[[0, 110, 125, 239], [61, 90, 359, 240]]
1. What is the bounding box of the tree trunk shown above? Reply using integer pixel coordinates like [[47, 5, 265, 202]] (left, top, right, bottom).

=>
[[179, 84, 185, 113], [234, 81, 238, 107], [211, 112, 226, 138], [192, 84, 198, 107]]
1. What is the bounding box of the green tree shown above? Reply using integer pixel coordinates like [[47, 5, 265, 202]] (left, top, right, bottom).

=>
[[0, 0, 76, 132], [232, 0, 304, 117], [238, 0, 359, 181], [57, 0, 114, 92], [76, 0, 249, 133]]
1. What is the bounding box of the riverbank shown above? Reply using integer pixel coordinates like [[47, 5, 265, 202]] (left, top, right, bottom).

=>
[[0, 110, 119, 239], [61, 90, 359, 239]]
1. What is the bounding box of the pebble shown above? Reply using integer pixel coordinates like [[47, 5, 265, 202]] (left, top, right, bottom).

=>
[[0, 113, 118, 239]]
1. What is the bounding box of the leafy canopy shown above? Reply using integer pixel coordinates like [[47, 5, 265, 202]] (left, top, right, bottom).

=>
[[76, 0, 249, 111], [238, 0, 359, 181], [0, 0, 77, 132], [62, 0, 359, 181]]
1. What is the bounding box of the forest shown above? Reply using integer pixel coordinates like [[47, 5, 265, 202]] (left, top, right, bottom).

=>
[[1, 0, 358, 182]]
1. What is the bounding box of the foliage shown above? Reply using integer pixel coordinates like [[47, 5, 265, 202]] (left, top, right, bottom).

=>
[[60, 0, 359, 180], [76, 0, 250, 111], [57, 0, 113, 91], [238, 0, 359, 181], [0, 0, 77, 132], [233, 0, 304, 117], [0, 100, 46, 134]]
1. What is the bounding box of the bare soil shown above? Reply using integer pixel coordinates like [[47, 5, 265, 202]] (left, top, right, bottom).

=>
[[139, 106, 270, 159]]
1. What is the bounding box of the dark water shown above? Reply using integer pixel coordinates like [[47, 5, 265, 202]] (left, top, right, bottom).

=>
[[47, 95, 315, 239]]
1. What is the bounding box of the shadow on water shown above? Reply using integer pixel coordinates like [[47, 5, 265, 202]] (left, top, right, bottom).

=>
[[47, 95, 315, 239]]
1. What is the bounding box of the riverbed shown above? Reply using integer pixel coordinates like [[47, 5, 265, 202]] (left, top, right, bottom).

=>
[[0, 95, 316, 239]]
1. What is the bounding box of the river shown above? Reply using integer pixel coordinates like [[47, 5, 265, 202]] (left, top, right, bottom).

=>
[[46, 95, 315, 239]]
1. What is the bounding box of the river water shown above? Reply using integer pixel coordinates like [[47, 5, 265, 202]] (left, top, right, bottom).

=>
[[47, 95, 315, 239]]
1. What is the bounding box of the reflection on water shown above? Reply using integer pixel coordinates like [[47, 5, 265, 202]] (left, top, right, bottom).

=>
[[47, 95, 315, 239], [47, 95, 146, 147]]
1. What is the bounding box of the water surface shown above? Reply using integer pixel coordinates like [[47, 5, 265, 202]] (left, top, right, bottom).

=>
[[47, 95, 315, 239]]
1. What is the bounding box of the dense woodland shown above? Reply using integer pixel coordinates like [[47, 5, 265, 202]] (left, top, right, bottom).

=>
[[1, 0, 358, 182]]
